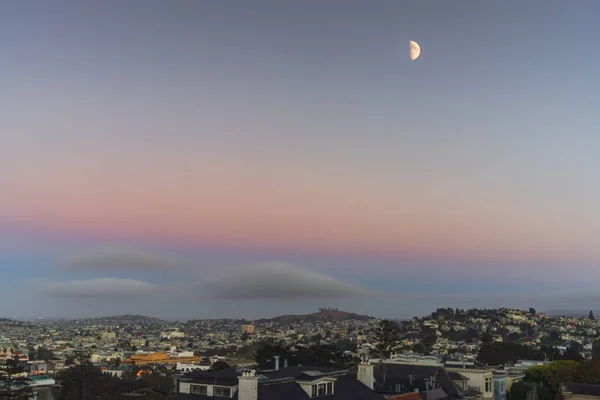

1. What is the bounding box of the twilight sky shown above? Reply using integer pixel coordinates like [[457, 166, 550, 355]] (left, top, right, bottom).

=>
[[2, 0, 600, 320]]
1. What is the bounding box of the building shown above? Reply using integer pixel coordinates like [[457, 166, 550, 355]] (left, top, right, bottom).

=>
[[445, 364, 494, 400], [177, 363, 210, 373], [29, 375, 60, 400], [160, 328, 187, 340], [174, 362, 384, 399], [373, 362, 481, 400], [123, 351, 201, 366], [101, 332, 117, 341], [27, 361, 48, 376], [386, 354, 444, 366], [241, 325, 255, 335]]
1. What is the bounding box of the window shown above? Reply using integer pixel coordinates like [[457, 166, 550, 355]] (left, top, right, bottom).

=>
[[311, 382, 334, 397], [214, 386, 231, 398], [190, 385, 207, 395], [318, 383, 326, 395], [485, 377, 492, 392]]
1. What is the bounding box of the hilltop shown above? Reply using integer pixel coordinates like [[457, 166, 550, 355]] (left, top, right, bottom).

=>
[[257, 309, 375, 323]]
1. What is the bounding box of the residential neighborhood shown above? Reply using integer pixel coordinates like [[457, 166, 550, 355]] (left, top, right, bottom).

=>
[[3, 308, 600, 399]]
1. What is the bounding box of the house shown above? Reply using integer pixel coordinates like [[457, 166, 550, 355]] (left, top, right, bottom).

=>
[[174, 362, 385, 399], [444, 364, 494, 400], [373, 362, 481, 400]]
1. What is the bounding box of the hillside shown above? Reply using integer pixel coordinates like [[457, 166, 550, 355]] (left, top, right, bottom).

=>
[[71, 314, 167, 326], [0, 317, 31, 327], [257, 310, 375, 323]]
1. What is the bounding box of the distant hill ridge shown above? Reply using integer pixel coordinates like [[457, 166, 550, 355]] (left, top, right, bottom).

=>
[[545, 309, 600, 318], [256, 309, 375, 323], [75, 314, 167, 325]]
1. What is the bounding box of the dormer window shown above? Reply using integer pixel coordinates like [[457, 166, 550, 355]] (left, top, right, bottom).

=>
[[311, 382, 333, 397]]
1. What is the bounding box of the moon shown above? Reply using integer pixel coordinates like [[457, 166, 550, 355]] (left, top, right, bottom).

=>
[[409, 40, 420, 61]]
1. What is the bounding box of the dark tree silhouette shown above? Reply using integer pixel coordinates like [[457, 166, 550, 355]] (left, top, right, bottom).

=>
[[35, 346, 55, 361], [253, 342, 294, 369], [373, 320, 400, 359], [209, 361, 231, 371], [589, 310, 595, 320], [0, 359, 33, 400], [241, 331, 250, 342], [411, 343, 425, 354], [593, 339, 600, 360], [509, 380, 528, 400]]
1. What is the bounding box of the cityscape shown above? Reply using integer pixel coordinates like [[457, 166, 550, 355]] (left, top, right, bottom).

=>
[[3, 308, 600, 399], [2, 0, 600, 399]]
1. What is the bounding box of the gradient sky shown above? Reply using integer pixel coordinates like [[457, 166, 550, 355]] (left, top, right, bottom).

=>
[[2, 0, 600, 320]]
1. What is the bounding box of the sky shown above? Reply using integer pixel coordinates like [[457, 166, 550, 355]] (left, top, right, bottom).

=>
[[1, 0, 600, 320]]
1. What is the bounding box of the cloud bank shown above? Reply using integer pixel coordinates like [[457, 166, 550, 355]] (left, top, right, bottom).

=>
[[196, 263, 377, 300], [64, 247, 182, 271], [42, 278, 159, 298]]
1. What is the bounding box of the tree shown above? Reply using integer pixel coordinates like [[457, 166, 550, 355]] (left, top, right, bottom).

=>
[[241, 331, 250, 343], [509, 380, 528, 400], [56, 363, 147, 400], [253, 342, 294, 369], [592, 340, 600, 360], [560, 343, 583, 362], [64, 356, 75, 366], [373, 320, 400, 359], [296, 345, 350, 369], [209, 361, 231, 371], [27, 345, 36, 361], [529, 308, 536, 315], [0, 359, 34, 400], [590, 310, 595, 320], [411, 343, 425, 354], [480, 333, 493, 345], [35, 346, 55, 361], [421, 334, 437, 351]]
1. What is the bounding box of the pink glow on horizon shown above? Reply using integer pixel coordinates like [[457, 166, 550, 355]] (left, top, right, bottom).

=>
[[2, 158, 598, 264]]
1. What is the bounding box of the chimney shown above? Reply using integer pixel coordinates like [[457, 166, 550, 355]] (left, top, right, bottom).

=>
[[238, 370, 258, 400], [273, 355, 280, 371], [357, 361, 375, 390]]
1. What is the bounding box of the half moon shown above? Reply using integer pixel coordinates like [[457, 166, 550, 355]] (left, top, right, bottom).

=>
[[409, 40, 420, 61]]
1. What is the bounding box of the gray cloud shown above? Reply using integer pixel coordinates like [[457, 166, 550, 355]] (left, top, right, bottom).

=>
[[195, 263, 378, 300], [63, 247, 183, 271], [42, 278, 160, 298]]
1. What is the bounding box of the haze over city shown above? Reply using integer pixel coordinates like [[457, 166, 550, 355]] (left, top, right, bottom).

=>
[[2, 0, 600, 320]]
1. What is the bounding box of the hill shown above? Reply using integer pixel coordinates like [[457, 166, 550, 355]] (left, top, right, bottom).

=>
[[0, 317, 31, 327], [545, 309, 598, 318], [71, 314, 167, 326], [257, 309, 375, 323]]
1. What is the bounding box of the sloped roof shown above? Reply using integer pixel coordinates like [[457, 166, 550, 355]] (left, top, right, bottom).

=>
[[373, 363, 469, 400], [563, 383, 600, 396]]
